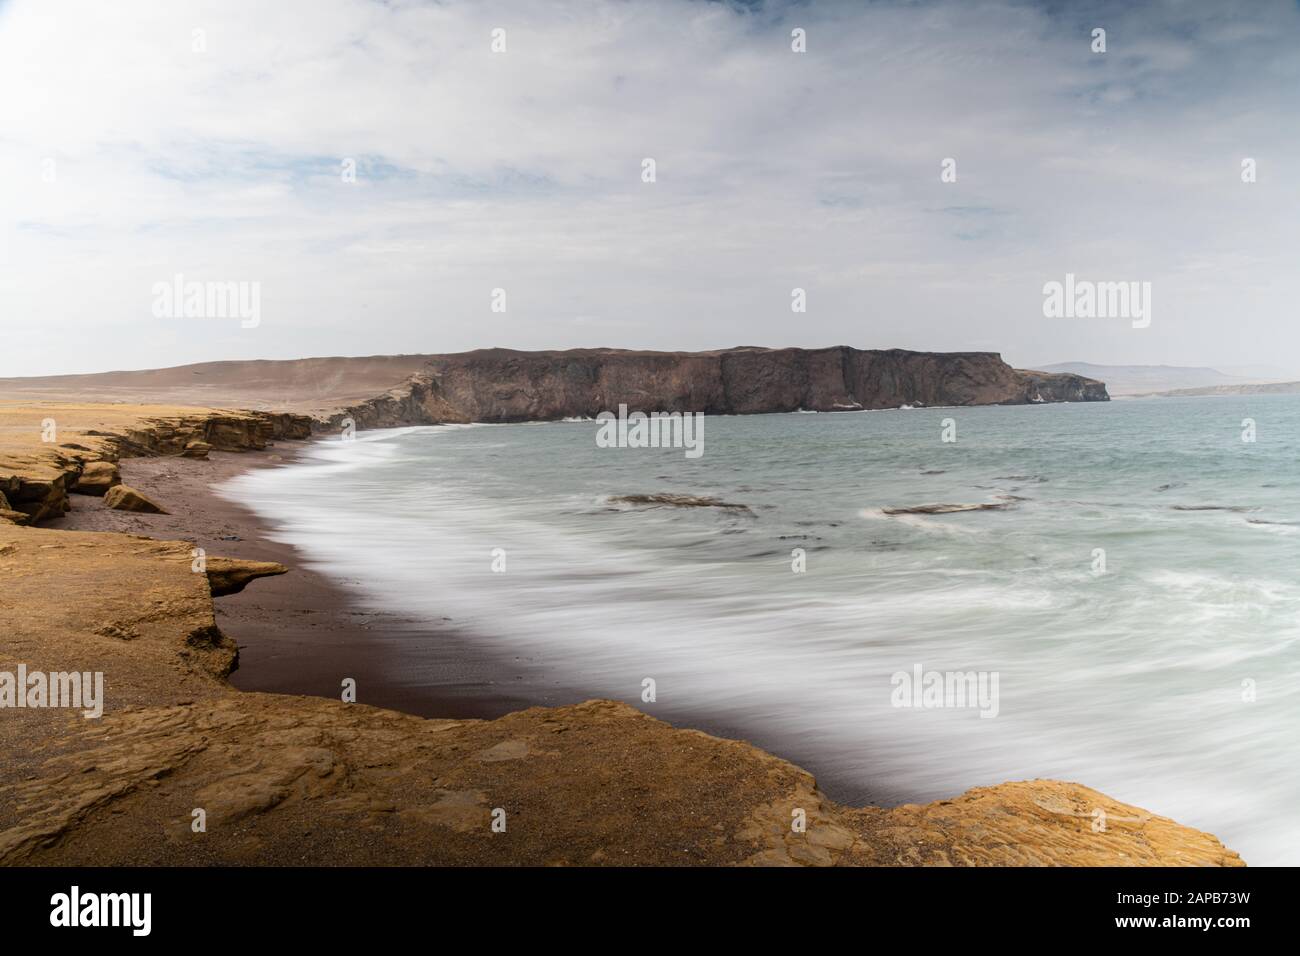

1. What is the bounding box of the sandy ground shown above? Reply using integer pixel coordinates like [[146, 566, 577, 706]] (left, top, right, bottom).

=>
[[0, 355, 430, 419]]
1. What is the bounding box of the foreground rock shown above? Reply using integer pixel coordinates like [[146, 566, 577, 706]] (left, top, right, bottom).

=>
[[0, 693, 1242, 868], [0, 519, 1243, 868], [104, 483, 168, 514]]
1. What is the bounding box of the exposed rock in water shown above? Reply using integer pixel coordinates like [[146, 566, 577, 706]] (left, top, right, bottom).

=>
[[611, 493, 753, 513], [104, 483, 168, 514], [1171, 505, 1257, 513], [882, 502, 1014, 515], [72, 460, 121, 496], [335, 347, 1109, 429], [204, 557, 289, 596]]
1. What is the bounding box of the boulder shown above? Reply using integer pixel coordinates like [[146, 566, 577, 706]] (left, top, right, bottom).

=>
[[72, 460, 121, 496], [103, 484, 168, 514], [181, 440, 212, 460], [203, 557, 289, 596]]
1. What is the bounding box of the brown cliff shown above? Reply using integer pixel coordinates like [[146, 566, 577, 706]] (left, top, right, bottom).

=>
[[337, 347, 1108, 429]]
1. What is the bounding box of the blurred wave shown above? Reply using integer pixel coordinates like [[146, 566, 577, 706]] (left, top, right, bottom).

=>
[[220, 396, 1300, 865]]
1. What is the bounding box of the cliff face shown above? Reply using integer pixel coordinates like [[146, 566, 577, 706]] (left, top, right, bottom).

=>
[[338, 347, 1108, 428]]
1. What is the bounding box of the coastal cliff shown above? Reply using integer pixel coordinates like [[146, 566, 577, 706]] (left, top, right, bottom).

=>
[[0, 348, 1108, 434], [336, 347, 1107, 429]]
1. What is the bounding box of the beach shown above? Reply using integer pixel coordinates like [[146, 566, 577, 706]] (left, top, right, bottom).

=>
[[0, 401, 1247, 865], [54, 447, 545, 722]]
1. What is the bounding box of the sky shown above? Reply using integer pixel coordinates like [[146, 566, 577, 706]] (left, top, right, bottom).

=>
[[1, 0, 1298, 378]]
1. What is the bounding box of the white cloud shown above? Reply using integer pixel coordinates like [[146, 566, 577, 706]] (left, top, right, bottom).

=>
[[1, 0, 1298, 376]]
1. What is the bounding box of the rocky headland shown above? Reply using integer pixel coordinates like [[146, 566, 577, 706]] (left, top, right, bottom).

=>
[[335, 347, 1108, 429]]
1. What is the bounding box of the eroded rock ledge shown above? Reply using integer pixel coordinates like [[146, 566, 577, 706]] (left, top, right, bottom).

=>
[[0, 404, 1241, 868], [0, 404, 312, 525]]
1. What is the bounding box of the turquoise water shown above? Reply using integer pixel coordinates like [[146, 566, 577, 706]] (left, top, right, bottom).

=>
[[222, 395, 1300, 865]]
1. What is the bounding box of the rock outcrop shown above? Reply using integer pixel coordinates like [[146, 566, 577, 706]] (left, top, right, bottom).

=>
[[204, 557, 289, 596], [0, 405, 313, 527], [335, 347, 1108, 429], [103, 483, 168, 514], [71, 460, 121, 496]]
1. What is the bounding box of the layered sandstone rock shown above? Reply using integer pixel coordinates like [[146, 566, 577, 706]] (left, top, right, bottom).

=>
[[0, 404, 313, 527]]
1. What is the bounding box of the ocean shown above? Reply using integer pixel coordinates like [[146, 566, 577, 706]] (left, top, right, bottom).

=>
[[219, 394, 1300, 865]]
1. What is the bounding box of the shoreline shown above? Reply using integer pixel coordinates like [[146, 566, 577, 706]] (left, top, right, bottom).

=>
[[63, 437, 868, 804], [0, 402, 1245, 866], [88, 436, 903, 807], [55, 440, 554, 723]]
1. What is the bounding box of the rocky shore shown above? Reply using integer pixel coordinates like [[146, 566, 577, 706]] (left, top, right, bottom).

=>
[[0, 398, 1243, 867]]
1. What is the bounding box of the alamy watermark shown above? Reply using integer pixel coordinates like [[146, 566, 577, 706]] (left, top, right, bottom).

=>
[[595, 404, 704, 459], [1, 665, 103, 718], [1042, 273, 1151, 329], [890, 664, 1000, 718], [151, 273, 261, 328], [50, 886, 150, 936]]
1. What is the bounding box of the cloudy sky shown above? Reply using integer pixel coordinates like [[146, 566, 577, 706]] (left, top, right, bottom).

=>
[[1, 0, 1298, 377]]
